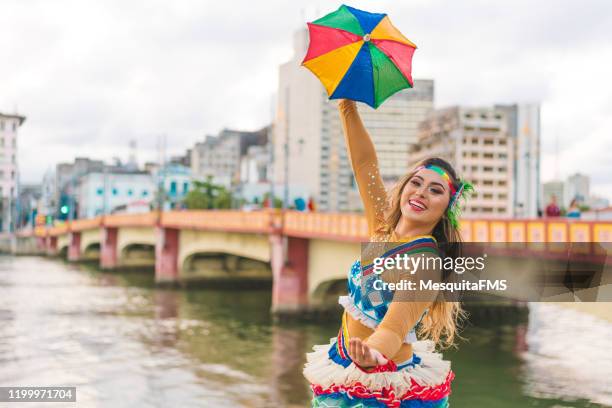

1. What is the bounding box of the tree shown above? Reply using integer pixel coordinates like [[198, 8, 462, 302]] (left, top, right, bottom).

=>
[[262, 192, 283, 209], [183, 176, 233, 210]]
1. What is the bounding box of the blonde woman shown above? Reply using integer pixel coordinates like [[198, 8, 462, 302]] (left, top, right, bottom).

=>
[[304, 100, 472, 407]]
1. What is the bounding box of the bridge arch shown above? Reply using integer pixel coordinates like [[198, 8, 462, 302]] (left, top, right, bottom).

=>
[[82, 242, 101, 260], [307, 239, 359, 309], [178, 230, 271, 283], [311, 278, 347, 310], [120, 243, 156, 267], [58, 245, 68, 258], [57, 234, 70, 259], [116, 227, 157, 268], [79, 229, 101, 260]]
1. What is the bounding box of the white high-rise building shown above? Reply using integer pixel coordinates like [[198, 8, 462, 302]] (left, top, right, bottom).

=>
[[496, 104, 541, 218], [565, 173, 589, 206], [0, 112, 25, 232], [274, 28, 434, 212]]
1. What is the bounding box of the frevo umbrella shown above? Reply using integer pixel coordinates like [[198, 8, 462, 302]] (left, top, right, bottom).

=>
[[302, 5, 417, 109]]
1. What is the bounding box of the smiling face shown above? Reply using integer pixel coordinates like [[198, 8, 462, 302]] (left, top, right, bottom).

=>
[[398, 168, 453, 227]]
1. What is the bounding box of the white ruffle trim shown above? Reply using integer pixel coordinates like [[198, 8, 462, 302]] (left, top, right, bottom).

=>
[[303, 338, 451, 397], [338, 296, 417, 344]]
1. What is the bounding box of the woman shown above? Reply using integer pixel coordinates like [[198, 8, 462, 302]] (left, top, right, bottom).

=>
[[303, 100, 472, 407], [566, 198, 581, 219]]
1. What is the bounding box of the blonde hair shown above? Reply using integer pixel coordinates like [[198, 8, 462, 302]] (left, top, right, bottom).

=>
[[375, 158, 466, 349]]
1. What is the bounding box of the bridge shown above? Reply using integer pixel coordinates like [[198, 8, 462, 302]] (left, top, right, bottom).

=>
[[8, 210, 612, 314]]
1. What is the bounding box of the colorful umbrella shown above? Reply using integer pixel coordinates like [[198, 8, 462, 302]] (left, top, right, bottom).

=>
[[302, 5, 417, 109]]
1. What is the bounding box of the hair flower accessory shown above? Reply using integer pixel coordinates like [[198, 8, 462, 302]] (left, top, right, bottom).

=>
[[446, 179, 474, 229]]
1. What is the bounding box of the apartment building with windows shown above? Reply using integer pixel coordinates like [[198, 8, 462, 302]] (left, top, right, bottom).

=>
[[0, 112, 26, 231], [410, 106, 515, 218], [190, 127, 269, 188]]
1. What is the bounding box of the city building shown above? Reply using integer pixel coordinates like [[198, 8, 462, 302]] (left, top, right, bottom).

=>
[[565, 173, 589, 206], [154, 164, 192, 210], [0, 112, 26, 232], [16, 183, 41, 229], [496, 104, 541, 218], [169, 150, 192, 167], [237, 143, 273, 203], [582, 206, 612, 221], [542, 180, 565, 209], [586, 195, 609, 210], [76, 170, 155, 218], [39, 169, 56, 220], [543, 174, 605, 213], [273, 28, 434, 212], [191, 127, 269, 188], [410, 106, 515, 218], [55, 158, 105, 219]]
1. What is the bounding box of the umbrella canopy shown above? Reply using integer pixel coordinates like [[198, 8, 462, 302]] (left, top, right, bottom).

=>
[[302, 5, 417, 109]]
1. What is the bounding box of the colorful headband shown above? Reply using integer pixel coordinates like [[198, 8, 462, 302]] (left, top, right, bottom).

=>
[[416, 165, 456, 196], [415, 164, 474, 229]]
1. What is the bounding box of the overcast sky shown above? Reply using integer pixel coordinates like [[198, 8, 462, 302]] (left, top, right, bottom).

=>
[[2, 0, 611, 198]]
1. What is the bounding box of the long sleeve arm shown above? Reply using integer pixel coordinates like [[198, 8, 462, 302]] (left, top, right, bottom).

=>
[[365, 253, 442, 359], [338, 99, 387, 236]]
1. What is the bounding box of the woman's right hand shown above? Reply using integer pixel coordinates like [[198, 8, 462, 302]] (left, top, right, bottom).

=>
[[348, 337, 388, 368]]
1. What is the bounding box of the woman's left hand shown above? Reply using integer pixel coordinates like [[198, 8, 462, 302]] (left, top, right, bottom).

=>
[[348, 337, 388, 368]]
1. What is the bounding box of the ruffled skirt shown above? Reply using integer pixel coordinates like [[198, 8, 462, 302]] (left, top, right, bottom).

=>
[[304, 337, 454, 408]]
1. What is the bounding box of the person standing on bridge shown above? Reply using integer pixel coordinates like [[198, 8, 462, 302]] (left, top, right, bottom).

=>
[[303, 99, 473, 408]]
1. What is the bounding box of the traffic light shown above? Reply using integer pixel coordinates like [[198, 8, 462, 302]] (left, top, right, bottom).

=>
[[58, 193, 71, 220]]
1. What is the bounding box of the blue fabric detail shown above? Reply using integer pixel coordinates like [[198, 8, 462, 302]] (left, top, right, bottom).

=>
[[313, 392, 386, 407], [328, 341, 352, 368], [344, 5, 386, 34], [374, 304, 388, 320], [397, 353, 422, 370], [312, 393, 448, 408], [330, 43, 375, 108], [400, 397, 449, 407]]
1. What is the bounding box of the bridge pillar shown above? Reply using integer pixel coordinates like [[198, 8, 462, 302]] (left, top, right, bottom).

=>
[[155, 227, 179, 285], [100, 227, 119, 269], [46, 236, 58, 256], [270, 234, 309, 315], [68, 232, 81, 261]]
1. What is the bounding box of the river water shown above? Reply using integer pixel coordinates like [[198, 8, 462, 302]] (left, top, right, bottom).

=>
[[0, 256, 611, 407]]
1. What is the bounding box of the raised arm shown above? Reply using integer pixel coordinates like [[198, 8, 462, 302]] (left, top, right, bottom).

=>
[[338, 99, 387, 236]]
